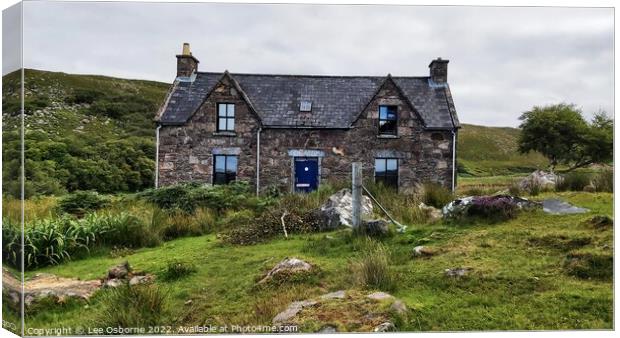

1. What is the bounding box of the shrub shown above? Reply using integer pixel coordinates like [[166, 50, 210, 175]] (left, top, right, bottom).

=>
[[58, 191, 110, 216], [556, 172, 592, 192], [136, 182, 267, 215], [92, 284, 168, 328], [592, 169, 613, 192], [217, 209, 256, 230], [422, 183, 453, 209], [160, 261, 197, 281], [351, 239, 395, 291]]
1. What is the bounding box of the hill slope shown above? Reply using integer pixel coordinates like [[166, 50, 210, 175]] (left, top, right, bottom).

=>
[[2, 69, 170, 197], [2, 69, 547, 196], [457, 123, 548, 176]]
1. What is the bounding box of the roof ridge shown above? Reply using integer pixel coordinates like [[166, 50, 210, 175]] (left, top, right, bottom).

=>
[[196, 71, 429, 79]]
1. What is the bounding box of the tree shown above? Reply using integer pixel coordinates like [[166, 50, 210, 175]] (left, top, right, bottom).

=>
[[518, 103, 613, 172]]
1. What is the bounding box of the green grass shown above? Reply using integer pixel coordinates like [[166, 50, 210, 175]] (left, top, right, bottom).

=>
[[458, 124, 549, 176], [20, 190, 612, 332]]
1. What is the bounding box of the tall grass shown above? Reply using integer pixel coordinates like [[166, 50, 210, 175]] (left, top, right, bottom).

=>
[[364, 181, 427, 225], [3, 195, 58, 223], [592, 169, 613, 193], [556, 172, 592, 192], [92, 284, 168, 328], [351, 239, 396, 291], [422, 183, 454, 209]]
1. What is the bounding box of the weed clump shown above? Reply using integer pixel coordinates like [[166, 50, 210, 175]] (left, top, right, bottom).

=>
[[351, 239, 396, 291], [92, 284, 168, 328], [160, 261, 197, 281]]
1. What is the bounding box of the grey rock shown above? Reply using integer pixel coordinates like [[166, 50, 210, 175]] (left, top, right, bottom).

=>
[[367, 291, 394, 301], [373, 322, 396, 332], [272, 300, 317, 324], [103, 278, 124, 288], [320, 290, 346, 300], [129, 275, 153, 286], [319, 189, 373, 228], [259, 258, 312, 284], [107, 262, 130, 279], [443, 195, 541, 219], [542, 199, 589, 215], [519, 170, 559, 192], [362, 219, 390, 236]]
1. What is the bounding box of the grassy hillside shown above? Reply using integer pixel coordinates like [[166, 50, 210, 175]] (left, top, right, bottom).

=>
[[2, 69, 170, 197], [457, 124, 549, 176]]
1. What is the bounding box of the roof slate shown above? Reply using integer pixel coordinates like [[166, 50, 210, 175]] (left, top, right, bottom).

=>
[[157, 72, 459, 130]]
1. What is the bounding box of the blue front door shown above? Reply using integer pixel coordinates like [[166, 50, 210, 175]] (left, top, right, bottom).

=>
[[294, 157, 319, 193]]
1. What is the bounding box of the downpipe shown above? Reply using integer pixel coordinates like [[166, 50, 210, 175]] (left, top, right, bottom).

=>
[[155, 124, 161, 188], [256, 127, 262, 196], [451, 129, 456, 192]]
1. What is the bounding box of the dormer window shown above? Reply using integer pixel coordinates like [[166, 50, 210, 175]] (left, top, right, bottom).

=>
[[217, 103, 235, 132], [379, 105, 397, 135]]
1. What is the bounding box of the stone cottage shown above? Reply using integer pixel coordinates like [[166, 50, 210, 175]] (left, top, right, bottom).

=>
[[155, 43, 460, 194]]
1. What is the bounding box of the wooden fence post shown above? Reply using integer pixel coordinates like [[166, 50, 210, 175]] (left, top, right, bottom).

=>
[[352, 162, 362, 229]]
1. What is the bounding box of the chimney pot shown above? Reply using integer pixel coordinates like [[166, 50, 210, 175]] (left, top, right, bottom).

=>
[[429, 58, 449, 84], [182, 43, 191, 55], [176, 43, 199, 78]]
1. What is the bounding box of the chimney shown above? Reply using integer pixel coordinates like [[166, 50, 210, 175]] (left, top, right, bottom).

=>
[[429, 57, 449, 84], [176, 42, 199, 78]]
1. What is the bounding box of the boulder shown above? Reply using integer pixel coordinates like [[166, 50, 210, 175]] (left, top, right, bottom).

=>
[[319, 189, 373, 228], [362, 219, 390, 236], [442, 195, 541, 220], [419, 202, 443, 222], [103, 278, 124, 288], [259, 257, 312, 284], [519, 170, 558, 192]]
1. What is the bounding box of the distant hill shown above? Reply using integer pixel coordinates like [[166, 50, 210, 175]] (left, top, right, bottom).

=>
[[457, 123, 548, 176], [2, 69, 548, 196]]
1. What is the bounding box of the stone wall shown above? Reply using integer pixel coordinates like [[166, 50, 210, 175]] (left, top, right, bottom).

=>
[[158, 75, 260, 187], [158, 77, 455, 193]]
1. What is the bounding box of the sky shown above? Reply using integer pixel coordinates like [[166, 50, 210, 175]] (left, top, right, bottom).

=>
[[2, 2, 614, 127]]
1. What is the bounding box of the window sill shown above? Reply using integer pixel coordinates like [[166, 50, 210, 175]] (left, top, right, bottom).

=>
[[377, 134, 400, 139], [213, 131, 237, 137]]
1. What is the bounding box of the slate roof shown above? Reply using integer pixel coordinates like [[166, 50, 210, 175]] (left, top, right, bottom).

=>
[[157, 72, 460, 130]]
